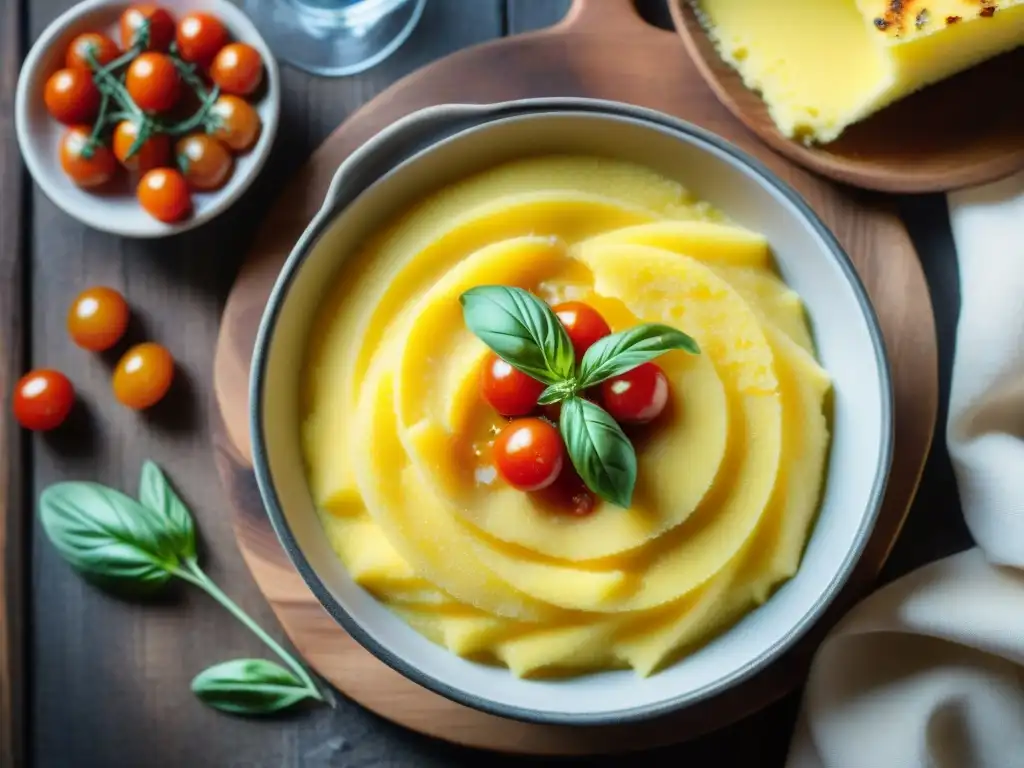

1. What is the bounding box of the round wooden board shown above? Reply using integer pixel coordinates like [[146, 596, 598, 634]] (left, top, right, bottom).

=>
[[212, 0, 938, 755], [671, 0, 1024, 193]]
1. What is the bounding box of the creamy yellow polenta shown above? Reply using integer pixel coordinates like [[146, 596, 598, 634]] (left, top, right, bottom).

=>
[[301, 157, 832, 677]]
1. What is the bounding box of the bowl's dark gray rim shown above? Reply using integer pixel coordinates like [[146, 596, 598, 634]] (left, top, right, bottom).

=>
[[249, 99, 895, 728]]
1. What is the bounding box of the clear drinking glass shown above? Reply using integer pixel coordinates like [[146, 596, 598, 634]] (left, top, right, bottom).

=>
[[243, 0, 427, 77]]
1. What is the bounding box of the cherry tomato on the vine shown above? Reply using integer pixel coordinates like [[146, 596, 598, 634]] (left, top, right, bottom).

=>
[[65, 32, 121, 70], [175, 12, 228, 66], [113, 120, 171, 174], [126, 52, 181, 113], [67, 286, 130, 352], [12, 370, 75, 432], [600, 362, 669, 425], [208, 95, 261, 152], [137, 168, 191, 222], [59, 126, 117, 188], [112, 342, 174, 410], [44, 68, 100, 125], [493, 418, 564, 492], [210, 43, 263, 96], [175, 133, 232, 191], [120, 4, 176, 51], [553, 301, 611, 360], [480, 352, 545, 417]]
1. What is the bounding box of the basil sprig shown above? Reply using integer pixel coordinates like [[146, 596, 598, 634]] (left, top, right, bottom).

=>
[[39, 461, 331, 717], [460, 286, 699, 507]]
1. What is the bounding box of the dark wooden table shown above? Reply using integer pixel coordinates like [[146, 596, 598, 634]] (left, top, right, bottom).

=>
[[0, 1, 971, 766]]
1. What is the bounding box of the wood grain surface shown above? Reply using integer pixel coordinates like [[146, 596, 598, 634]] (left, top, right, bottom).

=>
[[671, 0, 1024, 193], [211, 0, 938, 755], [3, 1, 970, 766], [0, 0, 25, 765]]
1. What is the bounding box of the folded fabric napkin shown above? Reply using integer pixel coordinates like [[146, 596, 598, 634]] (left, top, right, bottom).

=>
[[787, 171, 1024, 768]]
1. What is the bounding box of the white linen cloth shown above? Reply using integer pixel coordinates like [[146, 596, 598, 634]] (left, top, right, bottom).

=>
[[787, 171, 1024, 768]]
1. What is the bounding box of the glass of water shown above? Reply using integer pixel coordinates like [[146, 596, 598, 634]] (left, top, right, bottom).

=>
[[243, 0, 427, 77]]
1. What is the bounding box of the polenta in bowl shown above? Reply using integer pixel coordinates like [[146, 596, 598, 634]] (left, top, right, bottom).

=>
[[251, 102, 892, 724]]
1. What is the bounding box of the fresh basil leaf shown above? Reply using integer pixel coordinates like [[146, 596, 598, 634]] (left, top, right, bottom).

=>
[[39, 482, 179, 589], [139, 461, 196, 560], [560, 397, 637, 508], [191, 659, 318, 715], [460, 286, 575, 386], [578, 324, 699, 388], [537, 379, 576, 406]]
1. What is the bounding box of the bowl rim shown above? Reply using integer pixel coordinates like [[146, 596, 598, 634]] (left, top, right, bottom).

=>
[[14, 0, 281, 239], [249, 98, 895, 726]]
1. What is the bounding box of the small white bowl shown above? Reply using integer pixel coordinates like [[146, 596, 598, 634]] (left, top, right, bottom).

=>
[[251, 99, 894, 725], [15, 0, 280, 238]]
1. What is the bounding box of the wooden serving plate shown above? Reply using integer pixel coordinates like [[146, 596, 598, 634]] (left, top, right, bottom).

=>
[[671, 0, 1024, 193], [212, 0, 937, 754]]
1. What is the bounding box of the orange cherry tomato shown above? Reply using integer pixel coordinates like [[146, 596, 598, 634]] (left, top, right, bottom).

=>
[[209, 43, 263, 96], [137, 168, 191, 223], [553, 301, 611, 361], [126, 52, 181, 113], [59, 126, 117, 188], [208, 95, 261, 152], [600, 362, 669, 425], [175, 12, 228, 66], [65, 32, 121, 70], [480, 352, 544, 417], [493, 418, 564, 492], [112, 120, 171, 174], [67, 286, 130, 352], [175, 133, 232, 191], [44, 68, 100, 125], [12, 370, 75, 431], [112, 342, 174, 410], [120, 4, 176, 51]]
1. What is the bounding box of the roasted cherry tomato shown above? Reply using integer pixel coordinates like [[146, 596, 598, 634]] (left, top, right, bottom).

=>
[[209, 43, 263, 96], [208, 95, 261, 152], [44, 68, 100, 125], [175, 12, 228, 66], [493, 417, 564, 492], [65, 32, 121, 70], [175, 133, 232, 191], [120, 4, 176, 51], [600, 362, 669, 424], [59, 126, 117, 188], [112, 342, 174, 410], [126, 52, 181, 112], [553, 301, 611, 361], [67, 286, 130, 352], [480, 352, 545, 417], [137, 167, 191, 223], [536, 463, 597, 516], [12, 369, 75, 431], [113, 120, 171, 173]]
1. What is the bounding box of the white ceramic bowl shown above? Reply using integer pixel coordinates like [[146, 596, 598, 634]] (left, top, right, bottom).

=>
[[251, 99, 894, 725], [15, 0, 280, 238]]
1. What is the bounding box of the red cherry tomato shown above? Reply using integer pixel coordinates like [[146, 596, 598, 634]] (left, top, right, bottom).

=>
[[480, 352, 544, 417], [126, 52, 181, 112], [137, 168, 191, 223], [44, 68, 100, 125], [65, 32, 121, 70], [12, 370, 75, 431], [209, 95, 261, 152], [59, 126, 117, 188], [209, 43, 263, 96], [113, 120, 171, 174], [536, 463, 597, 516], [67, 286, 130, 352], [120, 5, 176, 51], [175, 12, 229, 66], [493, 418, 564, 492], [600, 362, 669, 425], [112, 342, 174, 410], [553, 301, 611, 360]]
